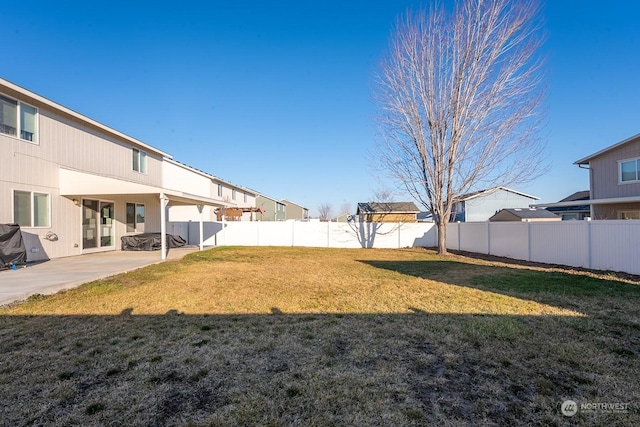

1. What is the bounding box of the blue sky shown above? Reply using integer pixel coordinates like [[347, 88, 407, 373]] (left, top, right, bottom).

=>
[[2, 1, 639, 216]]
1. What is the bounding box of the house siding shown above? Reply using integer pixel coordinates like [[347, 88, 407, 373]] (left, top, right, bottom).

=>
[[361, 213, 417, 223], [282, 200, 308, 220], [1, 81, 166, 260], [464, 189, 537, 222], [593, 202, 640, 220], [256, 195, 285, 221], [589, 138, 640, 200]]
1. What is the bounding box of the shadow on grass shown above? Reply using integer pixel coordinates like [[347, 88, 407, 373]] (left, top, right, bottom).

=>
[[1, 310, 638, 426], [359, 259, 640, 318]]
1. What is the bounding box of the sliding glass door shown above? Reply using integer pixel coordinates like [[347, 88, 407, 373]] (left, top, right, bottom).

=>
[[82, 199, 115, 251]]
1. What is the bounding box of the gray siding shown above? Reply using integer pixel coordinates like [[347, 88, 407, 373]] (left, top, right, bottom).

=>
[[589, 138, 640, 199]]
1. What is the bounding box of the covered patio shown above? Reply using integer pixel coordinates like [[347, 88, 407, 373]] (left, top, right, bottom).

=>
[[59, 168, 232, 260]]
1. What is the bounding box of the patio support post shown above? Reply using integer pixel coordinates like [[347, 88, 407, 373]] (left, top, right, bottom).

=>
[[197, 204, 204, 251], [160, 193, 169, 260]]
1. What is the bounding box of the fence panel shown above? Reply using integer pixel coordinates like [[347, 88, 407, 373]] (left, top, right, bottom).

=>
[[459, 222, 489, 253], [529, 221, 588, 268], [489, 222, 529, 260], [591, 221, 640, 275], [168, 221, 436, 250]]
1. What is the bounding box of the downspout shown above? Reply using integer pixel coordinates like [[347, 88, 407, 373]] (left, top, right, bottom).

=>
[[578, 163, 593, 218]]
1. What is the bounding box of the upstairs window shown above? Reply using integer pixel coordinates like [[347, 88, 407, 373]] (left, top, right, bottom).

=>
[[0, 94, 38, 143], [132, 148, 147, 173], [232, 189, 237, 200], [620, 158, 640, 183], [217, 184, 223, 197]]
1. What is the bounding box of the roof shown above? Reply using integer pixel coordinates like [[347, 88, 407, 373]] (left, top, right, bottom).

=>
[[455, 186, 539, 202], [558, 190, 590, 203], [281, 199, 308, 210], [0, 77, 170, 158], [357, 202, 420, 214], [493, 208, 559, 220], [574, 133, 640, 165]]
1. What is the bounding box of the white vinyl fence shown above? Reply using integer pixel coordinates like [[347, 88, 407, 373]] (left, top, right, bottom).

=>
[[168, 221, 437, 249], [168, 219, 640, 275], [447, 220, 640, 275]]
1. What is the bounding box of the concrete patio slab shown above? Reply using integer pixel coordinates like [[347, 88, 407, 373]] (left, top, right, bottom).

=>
[[0, 247, 198, 307]]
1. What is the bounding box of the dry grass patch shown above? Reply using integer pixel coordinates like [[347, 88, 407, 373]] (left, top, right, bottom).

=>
[[1, 246, 639, 426]]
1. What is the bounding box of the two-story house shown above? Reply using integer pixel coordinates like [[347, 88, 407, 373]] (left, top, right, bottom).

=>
[[255, 193, 287, 221], [574, 133, 640, 219], [1, 78, 233, 261], [281, 199, 309, 220]]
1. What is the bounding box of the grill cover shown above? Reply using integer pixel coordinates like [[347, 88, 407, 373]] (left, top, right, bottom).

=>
[[0, 224, 27, 267], [121, 233, 186, 251]]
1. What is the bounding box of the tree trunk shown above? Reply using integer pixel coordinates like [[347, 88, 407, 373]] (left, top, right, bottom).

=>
[[436, 218, 448, 255]]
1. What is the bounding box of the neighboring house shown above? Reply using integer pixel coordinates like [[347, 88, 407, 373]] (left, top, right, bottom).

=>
[[334, 212, 352, 222], [489, 208, 561, 222], [0, 78, 231, 261], [356, 202, 419, 223], [255, 194, 287, 221], [166, 160, 257, 222], [544, 191, 590, 220], [282, 199, 309, 220], [574, 134, 640, 219], [451, 187, 539, 222]]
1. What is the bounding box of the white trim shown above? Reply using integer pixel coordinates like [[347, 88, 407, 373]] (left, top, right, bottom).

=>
[[532, 195, 640, 208], [575, 133, 640, 165], [618, 157, 640, 184], [456, 186, 539, 202]]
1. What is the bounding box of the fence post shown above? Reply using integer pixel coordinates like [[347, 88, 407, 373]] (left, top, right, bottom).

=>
[[327, 221, 331, 248], [457, 222, 461, 251], [527, 220, 532, 261], [586, 218, 592, 269], [486, 221, 491, 255], [398, 222, 402, 248]]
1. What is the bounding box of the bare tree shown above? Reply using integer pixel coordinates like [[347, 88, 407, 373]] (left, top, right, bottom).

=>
[[374, 0, 546, 254], [339, 201, 353, 216], [318, 203, 333, 222]]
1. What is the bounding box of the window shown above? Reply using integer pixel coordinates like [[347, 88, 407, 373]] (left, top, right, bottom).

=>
[[126, 203, 145, 232], [620, 158, 640, 183], [13, 190, 49, 227], [132, 148, 147, 173], [0, 94, 38, 143], [217, 184, 223, 197], [244, 193, 248, 203], [232, 189, 237, 200], [620, 211, 640, 220]]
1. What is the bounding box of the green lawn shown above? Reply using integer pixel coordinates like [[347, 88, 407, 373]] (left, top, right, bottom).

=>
[[1, 246, 638, 426]]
